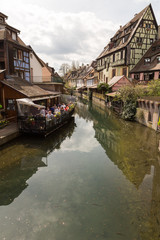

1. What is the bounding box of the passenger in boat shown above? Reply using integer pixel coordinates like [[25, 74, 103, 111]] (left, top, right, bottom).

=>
[[60, 106, 64, 113], [61, 103, 66, 109], [50, 106, 55, 114], [46, 111, 54, 119], [55, 107, 60, 113], [40, 108, 46, 117], [65, 105, 69, 111]]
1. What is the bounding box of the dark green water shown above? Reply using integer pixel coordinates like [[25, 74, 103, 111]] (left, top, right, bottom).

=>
[[0, 100, 160, 240]]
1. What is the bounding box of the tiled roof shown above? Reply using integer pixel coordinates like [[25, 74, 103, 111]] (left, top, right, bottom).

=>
[[130, 39, 160, 73], [2, 77, 55, 98], [97, 4, 153, 59], [108, 76, 124, 87]]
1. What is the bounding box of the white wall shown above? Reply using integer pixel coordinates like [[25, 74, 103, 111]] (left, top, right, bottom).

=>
[[30, 52, 42, 83]]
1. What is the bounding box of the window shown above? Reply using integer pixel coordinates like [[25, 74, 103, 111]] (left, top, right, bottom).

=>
[[122, 68, 127, 76], [137, 37, 142, 43], [134, 74, 140, 80], [12, 32, 17, 41], [146, 23, 151, 29], [157, 56, 160, 63], [144, 58, 151, 63], [113, 54, 115, 62], [6, 99, 16, 111], [120, 50, 123, 60], [18, 50, 23, 60], [150, 39, 153, 44], [13, 48, 17, 59], [112, 69, 116, 78], [122, 37, 125, 44]]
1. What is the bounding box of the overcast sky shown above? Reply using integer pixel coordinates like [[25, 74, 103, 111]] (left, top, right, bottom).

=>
[[1, 0, 160, 71]]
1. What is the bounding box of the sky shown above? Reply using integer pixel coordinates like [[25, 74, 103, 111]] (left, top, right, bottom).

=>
[[1, 0, 160, 71]]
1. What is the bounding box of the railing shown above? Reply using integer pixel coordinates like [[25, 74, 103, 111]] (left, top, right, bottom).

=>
[[32, 76, 64, 84], [18, 109, 74, 136], [110, 59, 125, 67]]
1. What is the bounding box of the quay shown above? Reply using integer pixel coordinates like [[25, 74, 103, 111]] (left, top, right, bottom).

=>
[[0, 122, 20, 147]]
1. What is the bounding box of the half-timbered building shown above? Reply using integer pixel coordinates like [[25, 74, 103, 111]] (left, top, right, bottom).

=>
[[130, 38, 160, 82], [0, 12, 31, 81], [97, 4, 158, 83]]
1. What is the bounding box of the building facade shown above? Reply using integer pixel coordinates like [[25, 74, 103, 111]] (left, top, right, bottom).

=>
[[0, 12, 30, 81], [96, 4, 158, 83]]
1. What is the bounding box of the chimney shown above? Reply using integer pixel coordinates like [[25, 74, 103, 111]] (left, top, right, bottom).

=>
[[120, 25, 122, 29], [134, 13, 137, 17], [46, 62, 48, 66], [158, 25, 160, 40]]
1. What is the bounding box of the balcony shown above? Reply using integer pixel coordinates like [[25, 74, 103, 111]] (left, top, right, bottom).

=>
[[97, 64, 105, 71], [110, 59, 125, 67]]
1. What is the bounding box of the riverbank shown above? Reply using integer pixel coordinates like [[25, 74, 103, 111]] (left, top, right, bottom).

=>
[[0, 122, 20, 147]]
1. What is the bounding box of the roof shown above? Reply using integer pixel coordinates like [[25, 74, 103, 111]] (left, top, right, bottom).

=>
[[0, 69, 6, 74], [130, 39, 160, 73], [109, 76, 124, 87], [2, 77, 55, 98], [0, 29, 30, 49], [97, 4, 156, 59], [0, 12, 8, 19], [106, 92, 118, 97]]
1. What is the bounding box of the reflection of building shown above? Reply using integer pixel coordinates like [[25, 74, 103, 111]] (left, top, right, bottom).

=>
[[88, 103, 157, 188], [0, 117, 76, 206]]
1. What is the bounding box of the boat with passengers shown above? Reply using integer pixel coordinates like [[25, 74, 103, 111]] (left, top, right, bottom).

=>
[[16, 98, 75, 137]]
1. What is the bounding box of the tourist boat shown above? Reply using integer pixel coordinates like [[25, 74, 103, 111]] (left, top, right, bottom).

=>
[[16, 98, 75, 137]]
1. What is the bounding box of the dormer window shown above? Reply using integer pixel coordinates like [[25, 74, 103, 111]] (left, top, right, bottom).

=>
[[137, 37, 142, 43], [12, 32, 17, 41], [122, 37, 125, 44], [150, 39, 154, 44], [144, 58, 151, 63], [157, 56, 160, 63]]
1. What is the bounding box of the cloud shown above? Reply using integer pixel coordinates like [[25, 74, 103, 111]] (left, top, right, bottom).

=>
[[60, 118, 99, 153], [1, 2, 118, 70]]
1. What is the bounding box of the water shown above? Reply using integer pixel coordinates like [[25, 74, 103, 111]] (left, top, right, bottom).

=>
[[0, 100, 160, 240]]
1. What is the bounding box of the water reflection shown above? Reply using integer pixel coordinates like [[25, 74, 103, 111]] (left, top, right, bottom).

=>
[[0, 117, 76, 206], [1, 99, 160, 240], [77, 100, 160, 240]]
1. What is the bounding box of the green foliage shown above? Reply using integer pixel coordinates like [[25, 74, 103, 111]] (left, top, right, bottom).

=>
[[97, 83, 110, 94], [0, 119, 9, 128], [121, 101, 137, 121], [146, 80, 160, 96], [118, 86, 144, 121], [158, 117, 160, 126], [0, 104, 2, 109]]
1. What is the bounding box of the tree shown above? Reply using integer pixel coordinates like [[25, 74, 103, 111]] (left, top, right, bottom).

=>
[[118, 86, 145, 121]]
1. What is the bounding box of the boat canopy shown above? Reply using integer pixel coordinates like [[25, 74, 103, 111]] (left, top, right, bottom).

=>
[[16, 98, 45, 117]]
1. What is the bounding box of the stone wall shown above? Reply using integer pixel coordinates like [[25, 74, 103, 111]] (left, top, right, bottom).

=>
[[136, 99, 160, 131]]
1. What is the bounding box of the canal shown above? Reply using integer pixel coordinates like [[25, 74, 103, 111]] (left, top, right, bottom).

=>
[[0, 99, 160, 240]]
